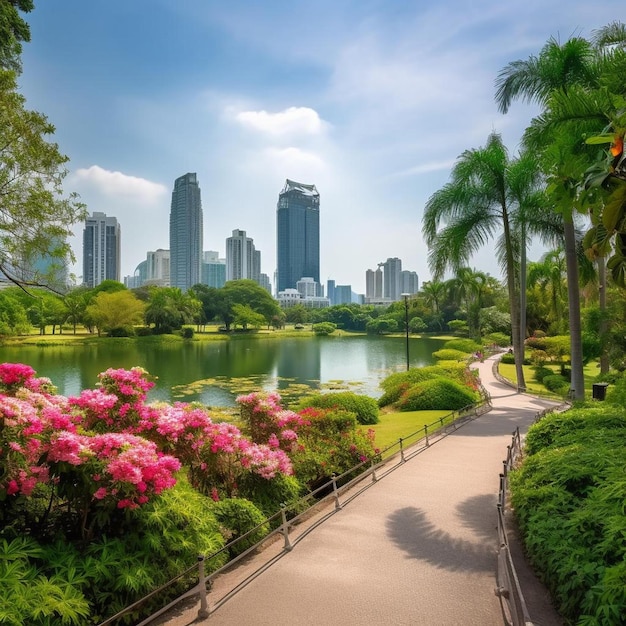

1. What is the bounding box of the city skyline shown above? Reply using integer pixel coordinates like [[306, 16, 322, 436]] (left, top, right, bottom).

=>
[[17, 2, 618, 292]]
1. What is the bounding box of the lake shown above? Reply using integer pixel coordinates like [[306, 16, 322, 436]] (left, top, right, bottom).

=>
[[0, 334, 445, 407]]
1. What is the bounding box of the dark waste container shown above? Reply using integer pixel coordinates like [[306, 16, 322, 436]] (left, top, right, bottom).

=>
[[592, 382, 609, 401]]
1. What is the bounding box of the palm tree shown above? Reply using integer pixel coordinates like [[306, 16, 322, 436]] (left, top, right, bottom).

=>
[[495, 35, 604, 400], [423, 132, 538, 390], [527, 250, 567, 333]]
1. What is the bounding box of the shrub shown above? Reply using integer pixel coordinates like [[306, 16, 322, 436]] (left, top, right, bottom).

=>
[[483, 332, 510, 348], [533, 366, 553, 383], [542, 374, 569, 394], [500, 352, 516, 364], [408, 316, 426, 333], [443, 338, 481, 354], [432, 348, 469, 361], [510, 405, 626, 621], [297, 392, 379, 425], [181, 326, 194, 339], [312, 322, 336, 336], [395, 378, 477, 412], [211, 498, 269, 557]]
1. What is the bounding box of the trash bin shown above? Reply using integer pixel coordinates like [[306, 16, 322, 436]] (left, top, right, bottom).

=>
[[592, 382, 609, 401]]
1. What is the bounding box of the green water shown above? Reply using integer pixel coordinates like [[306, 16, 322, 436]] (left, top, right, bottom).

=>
[[0, 335, 444, 407]]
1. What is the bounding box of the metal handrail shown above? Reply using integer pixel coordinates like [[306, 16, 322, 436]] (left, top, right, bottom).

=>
[[98, 395, 492, 626]]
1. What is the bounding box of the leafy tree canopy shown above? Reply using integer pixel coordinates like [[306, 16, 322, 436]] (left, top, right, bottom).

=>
[[0, 0, 33, 74], [0, 69, 86, 291]]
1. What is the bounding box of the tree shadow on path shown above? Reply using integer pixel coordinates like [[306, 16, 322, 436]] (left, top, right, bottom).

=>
[[386, 494, 497, 573]]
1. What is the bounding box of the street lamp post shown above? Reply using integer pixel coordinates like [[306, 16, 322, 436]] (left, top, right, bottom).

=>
[[401, 293, 410, 371]]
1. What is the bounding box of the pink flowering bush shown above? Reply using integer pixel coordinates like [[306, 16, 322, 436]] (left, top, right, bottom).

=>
[[237, 392, 379, 490], [0, 364, 298, 539]]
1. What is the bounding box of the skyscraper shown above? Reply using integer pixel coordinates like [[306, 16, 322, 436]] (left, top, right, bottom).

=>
[[83, 211, 121, 287], [169, 173, 203, 291], [276, 179, 320, 293], [380, 257, 402, 301], [226, 229, 260, 282]]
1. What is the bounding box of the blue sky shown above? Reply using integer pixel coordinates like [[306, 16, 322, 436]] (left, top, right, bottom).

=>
[[17, 1, 619, 293]]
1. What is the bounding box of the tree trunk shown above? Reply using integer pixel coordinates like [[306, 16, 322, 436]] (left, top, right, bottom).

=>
[[502, 206, 525, 391], [598, 257, 609, 374], [563, 217, 585, 400]]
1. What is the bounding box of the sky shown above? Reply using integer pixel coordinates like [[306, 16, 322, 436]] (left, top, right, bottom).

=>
[[16, 1, 620, 294]]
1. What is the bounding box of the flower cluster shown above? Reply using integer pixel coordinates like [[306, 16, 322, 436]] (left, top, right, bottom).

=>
[[47, 431, 181, 509]]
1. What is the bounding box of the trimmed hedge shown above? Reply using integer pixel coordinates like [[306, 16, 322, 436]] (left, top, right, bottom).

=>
[[297, 391, 379, 425], [395, 377, 477, 412]]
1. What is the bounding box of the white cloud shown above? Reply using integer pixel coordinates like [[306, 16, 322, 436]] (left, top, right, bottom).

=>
[[235, 106, 326, 136], [72, 166, 168, 204], [264, 147, 327, 174]]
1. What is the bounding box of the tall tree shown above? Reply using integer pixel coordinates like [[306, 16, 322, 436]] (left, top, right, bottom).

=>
[[0, 70, 86, 291], [0, 0, 33, 74], [423, 133, 546, 390], [495, 29, 624, 399]]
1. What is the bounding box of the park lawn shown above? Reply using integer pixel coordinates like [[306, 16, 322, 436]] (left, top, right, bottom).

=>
[[498, 361, 602, 397], [369, 408, 451, 451]]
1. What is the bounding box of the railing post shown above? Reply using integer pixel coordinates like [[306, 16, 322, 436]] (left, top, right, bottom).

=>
[[332, 474, 342, 511], [197, 555, 209, 619], [399, 438, 405, 463], [370, 458, 378, 483], [281, 507, 293, 552], [425, 424, 429, 447]]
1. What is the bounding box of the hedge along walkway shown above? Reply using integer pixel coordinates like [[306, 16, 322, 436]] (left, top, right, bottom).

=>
[[158, 354, 563, 626]]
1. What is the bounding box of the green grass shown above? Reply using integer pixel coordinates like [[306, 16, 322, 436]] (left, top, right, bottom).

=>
[[368, 408, 451, 451], [498, 360, 603, 397]]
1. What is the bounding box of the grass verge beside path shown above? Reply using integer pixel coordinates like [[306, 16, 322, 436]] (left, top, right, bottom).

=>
[[369, 409, 450, 451], [498, 361, 601, 397]]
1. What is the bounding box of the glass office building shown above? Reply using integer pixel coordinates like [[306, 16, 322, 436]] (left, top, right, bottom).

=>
[[169, 173, 203, 291], [276, 179, 320, 293]]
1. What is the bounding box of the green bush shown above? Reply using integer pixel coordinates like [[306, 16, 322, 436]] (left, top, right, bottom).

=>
[[237, 473, 303, 519], [312, 322, 337, 335], [181, 326, 194, 339], [533, 365, 553, 383], [510, 405, 626, 622], [378, 364, 471, 408], [500, 352, 516, 364], [483, 332, 510, 347], [443, 338, 481, 353], [297, 391, 379, 425], [211, 498, 269, 557], [395, 377, 477, 412], [542, 374, 569, 394], [432, 348, 470, 361]]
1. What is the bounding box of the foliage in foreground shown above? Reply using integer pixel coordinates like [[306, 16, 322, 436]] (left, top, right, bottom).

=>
[[0, 364, 381, 624], [510, 404, 626, 624]]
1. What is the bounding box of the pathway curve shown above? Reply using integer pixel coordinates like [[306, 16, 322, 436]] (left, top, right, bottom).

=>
[[159, 354, 563, 626]]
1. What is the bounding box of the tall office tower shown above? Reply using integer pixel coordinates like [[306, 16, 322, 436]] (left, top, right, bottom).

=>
[[146, 249, 171, 286], [201, 251, 226, 288], [83, 211, 121, 287], [276, 179, 320, 292], [169, 173, 203, 291], [326, 279, 336, 306], [400, 270, 419, 295], [366, 268, 384, 300], [226, 229, 259, 281], [380, 257, 402, 301]]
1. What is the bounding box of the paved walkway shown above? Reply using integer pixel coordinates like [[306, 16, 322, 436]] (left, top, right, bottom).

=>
[[158, 354, 564, 626]]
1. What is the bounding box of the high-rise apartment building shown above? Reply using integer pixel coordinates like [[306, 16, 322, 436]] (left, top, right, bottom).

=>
[[146, 249, 170, 286], [169, 173, 203, 291], [226, 229, 260, 282], [380, 257, 402, 301], [276, 179, 320, 293], [83, 211, 121, 287], [365, 267, 384, 300], [400, 270, 419, 295]]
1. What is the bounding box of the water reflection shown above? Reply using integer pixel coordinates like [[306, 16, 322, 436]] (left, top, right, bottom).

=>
[[0, 335, 443, 407]]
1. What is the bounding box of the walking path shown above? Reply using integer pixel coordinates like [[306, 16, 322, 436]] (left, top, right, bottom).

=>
[[158, 354, 564, 626]]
